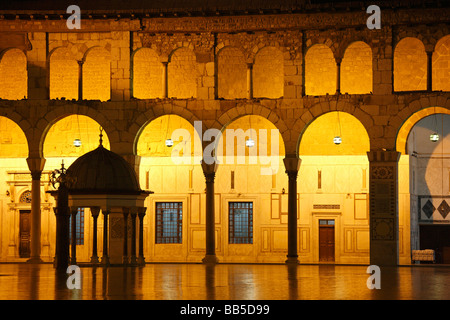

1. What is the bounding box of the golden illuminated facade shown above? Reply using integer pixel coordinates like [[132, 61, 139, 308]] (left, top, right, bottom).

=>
[[0, 0, 449, 267]]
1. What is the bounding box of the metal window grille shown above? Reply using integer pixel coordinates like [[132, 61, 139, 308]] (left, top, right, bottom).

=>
[[155, 202, 183, 244], [69, 208, 84, 245], [229, 202, 253, 244]]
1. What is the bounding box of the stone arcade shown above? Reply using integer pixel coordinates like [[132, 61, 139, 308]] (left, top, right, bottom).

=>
[[0, 0, 449, 267]]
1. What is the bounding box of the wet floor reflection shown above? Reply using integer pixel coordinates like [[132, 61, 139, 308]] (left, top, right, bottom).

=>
[[0, 263, 449, 300]]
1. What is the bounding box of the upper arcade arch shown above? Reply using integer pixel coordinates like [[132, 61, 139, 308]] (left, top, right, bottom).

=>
[[48, 47, 79, 100], [432, 34, 450, 92], [132, 47, 163, 99], [340, 41, 373, 95], [0, 48, 27, 100], [304, 44, 336, 96], [394, 37, 428, 92], [252, 46, 284, 99], [216, 46, 247, 99]]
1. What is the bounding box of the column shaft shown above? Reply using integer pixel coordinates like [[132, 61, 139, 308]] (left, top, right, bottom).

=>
[[284, 156, 301, 264], [91, 207, 100, 263], [202, 161, 219, 264], [101, 210, 109, 265], [27, 157, 45, 264], [138, 208, 147, 265]]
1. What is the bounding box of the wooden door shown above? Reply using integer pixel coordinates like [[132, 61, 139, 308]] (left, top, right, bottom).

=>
[[19, 210, 31, 258], [319, 220, 335, 262]]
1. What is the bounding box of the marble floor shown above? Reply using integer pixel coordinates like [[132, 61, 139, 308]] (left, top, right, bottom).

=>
[[0, 263, 449, 300]]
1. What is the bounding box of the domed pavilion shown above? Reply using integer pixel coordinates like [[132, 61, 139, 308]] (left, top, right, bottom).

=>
[[51, 134, 152, 267]]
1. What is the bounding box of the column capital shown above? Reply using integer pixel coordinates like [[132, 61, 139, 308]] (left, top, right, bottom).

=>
[[283, 156, 301, 173], [138, 207, 147, 218], [26, 157, 46, 178], [90, 206, 100, 217], [201, 160, 218, 178]]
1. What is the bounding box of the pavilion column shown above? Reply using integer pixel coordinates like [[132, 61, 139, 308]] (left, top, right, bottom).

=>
[[367, 150, 401, 266], [90, 207, 100, 263], [101, 209, 110, 266], [52, 165, 70, 272], [26, 157, 46, 263], [201, 161, 219, 264], [138, 207, 147, 266], [122, 207, 129, 265], [130, 211, 138, 266], [283, 156, 301, 264], [70, 207, 78, 265]]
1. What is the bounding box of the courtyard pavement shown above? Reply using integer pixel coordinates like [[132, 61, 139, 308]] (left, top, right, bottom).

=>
[[0, 263, 449, 300]]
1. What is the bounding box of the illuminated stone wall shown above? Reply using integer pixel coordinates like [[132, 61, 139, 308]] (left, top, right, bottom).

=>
[[305, 44, 336, 96], [253, 47, 284, 99], [433, 35, 450, 92], [394, 37, 428, 92], [218, 47, 247, 99], [168, 47, 198, 99], [49, 47, 79, 100], [341, 42, 373, 94], [0, 4, 448, 264], [0, 49, 27, 100], [82, 47, 111, 101], [133, 48, 163, 99]]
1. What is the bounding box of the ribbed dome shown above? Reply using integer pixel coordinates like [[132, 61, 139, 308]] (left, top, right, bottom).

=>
[[66, 145, 141, 194]]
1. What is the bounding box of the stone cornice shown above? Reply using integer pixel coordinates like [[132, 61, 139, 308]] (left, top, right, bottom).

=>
[[0, 7, 448, 33]]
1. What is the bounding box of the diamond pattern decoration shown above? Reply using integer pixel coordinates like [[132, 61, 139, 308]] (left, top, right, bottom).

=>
[[437, 200, 450, 219], [422, 200, 435, 219]]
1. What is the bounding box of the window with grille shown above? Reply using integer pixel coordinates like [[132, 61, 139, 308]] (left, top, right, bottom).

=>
[[229, 202, 253, 244], [69, 208, 84, 245], [155, 202, 183, 244]]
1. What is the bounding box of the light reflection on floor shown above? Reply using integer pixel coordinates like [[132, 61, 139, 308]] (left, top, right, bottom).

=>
[[0, 263, 449, 300]]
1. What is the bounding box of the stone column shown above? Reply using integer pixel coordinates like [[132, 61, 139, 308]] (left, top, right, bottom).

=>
[[26, 157, 46, 263], [138, 207, 147, 266], [101, 209, 110, 266], [70, 207, 78, 265], [90, 207, 100, 263], [54, 177, 70, 272], [201, 161, 219, 264], [335, 58, 342, 94], [283, 156, 301, 264], [122, 207, 129, 265], [130, 211, 137, 266], [162, 61, 168, 98], [247, 62, 253, 99], [426, 51, 433, 92], [367, 150, 401, 266], [78, 60, 84, 100]]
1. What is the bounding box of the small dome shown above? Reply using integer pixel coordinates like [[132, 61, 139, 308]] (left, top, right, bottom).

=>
[[66, 145, 141, 194]]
